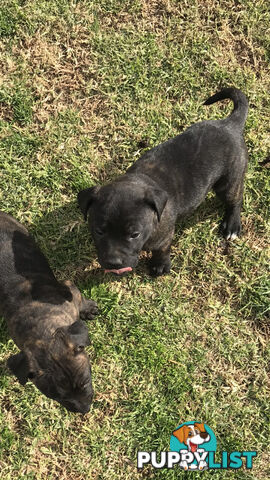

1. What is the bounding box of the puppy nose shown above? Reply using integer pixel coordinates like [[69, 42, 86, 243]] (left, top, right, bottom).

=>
[[200, 432, 208, 439], [106, 258, 122, 269], [80, 404, 91, 415]]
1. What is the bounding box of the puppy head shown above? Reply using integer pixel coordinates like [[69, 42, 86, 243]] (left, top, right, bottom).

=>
[[173, 423, 210, 452], [7, 320, 93, 413], [77, 179, 168, 272]]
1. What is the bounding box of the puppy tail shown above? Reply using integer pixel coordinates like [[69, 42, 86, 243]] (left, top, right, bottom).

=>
[[203, 88, 248, 130]]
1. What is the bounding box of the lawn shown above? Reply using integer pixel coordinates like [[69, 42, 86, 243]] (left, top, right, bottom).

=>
[[0, 0, 269, 479]]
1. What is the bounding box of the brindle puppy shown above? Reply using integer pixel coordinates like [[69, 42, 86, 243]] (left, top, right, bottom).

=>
[[0, 211, 98, 413], [78, 88, 248, 276]]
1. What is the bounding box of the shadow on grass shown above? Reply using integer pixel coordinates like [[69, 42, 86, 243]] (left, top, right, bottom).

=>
[[0, 319, 13, 379], [0, 317, 10, 346], [0, 359, 10, 377]]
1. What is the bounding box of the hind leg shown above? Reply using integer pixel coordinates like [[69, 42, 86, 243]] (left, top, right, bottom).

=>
[[214, 170, 246, 240]]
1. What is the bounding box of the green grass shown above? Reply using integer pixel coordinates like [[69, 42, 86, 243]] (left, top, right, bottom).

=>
[[0, 0, 269, 478]]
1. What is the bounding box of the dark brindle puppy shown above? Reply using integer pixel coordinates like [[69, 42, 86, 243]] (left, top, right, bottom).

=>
[[0, 211, 98, 413], [78, 88, 248, 276]]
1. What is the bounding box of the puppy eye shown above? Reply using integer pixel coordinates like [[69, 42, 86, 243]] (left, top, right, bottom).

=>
[[95, 228, 104, 236], [78, 382, 88, 390], [129, 232, 140, 239]]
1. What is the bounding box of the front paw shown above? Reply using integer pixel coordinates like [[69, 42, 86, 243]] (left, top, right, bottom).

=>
[[221, 216, 241, 240], [149, 259, 171, 277], [80, 299, 99, 320]]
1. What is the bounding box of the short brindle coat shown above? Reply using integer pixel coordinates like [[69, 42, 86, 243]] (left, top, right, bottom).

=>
[[0, 211, 98, 413]]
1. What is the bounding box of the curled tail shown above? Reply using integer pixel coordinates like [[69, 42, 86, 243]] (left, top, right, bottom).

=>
[[204, 87, 248, 130]]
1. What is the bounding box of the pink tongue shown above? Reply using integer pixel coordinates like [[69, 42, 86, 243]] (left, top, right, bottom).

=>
[[190, 442, 197, 453], [104, 267, 133, 275]]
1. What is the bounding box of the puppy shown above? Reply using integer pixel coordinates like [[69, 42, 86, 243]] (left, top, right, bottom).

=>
[[78, 88, 248, 276], [0, 211, 98, 413]]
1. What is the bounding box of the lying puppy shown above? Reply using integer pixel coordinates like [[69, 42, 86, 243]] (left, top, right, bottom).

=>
[[0, 211, 98, 413], [78, 88, 248, 276]]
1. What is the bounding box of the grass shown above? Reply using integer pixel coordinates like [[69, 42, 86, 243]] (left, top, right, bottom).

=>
[[0, 0, 269, 478]]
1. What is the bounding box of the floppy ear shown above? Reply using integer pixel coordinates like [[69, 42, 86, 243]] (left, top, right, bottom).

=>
[[145, 187, 168, 221], [172, 426, 186, 444], [77, 186, 100, 220], [66, 320, 90, 353], [7, 351, 33, 385], [194, 422, 206, 433]]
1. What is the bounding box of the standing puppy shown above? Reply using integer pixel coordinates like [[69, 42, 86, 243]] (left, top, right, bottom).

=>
[[78, 88, 248, 276], [0, 211, 98, 413]]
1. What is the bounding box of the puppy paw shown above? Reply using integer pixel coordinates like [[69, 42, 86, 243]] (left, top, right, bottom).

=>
[[221, 217, 241, 241], [80, 299, 99, 320], [149, 260, 171, 277]]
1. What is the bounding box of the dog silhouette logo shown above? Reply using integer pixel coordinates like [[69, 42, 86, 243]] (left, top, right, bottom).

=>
[[170, 421, 216, 471]]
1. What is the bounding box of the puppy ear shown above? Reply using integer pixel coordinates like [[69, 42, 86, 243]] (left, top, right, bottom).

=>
[[172, 426, 185, 444], [7, 351, 34, 385], [145, 187, 168, 221], [66, 320, 90, 353], [194, 422, 206, 433], [77, 186, 100, 220]]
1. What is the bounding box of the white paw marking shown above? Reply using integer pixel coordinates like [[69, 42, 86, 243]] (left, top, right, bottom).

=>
[[226, 232, 238, 240]]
